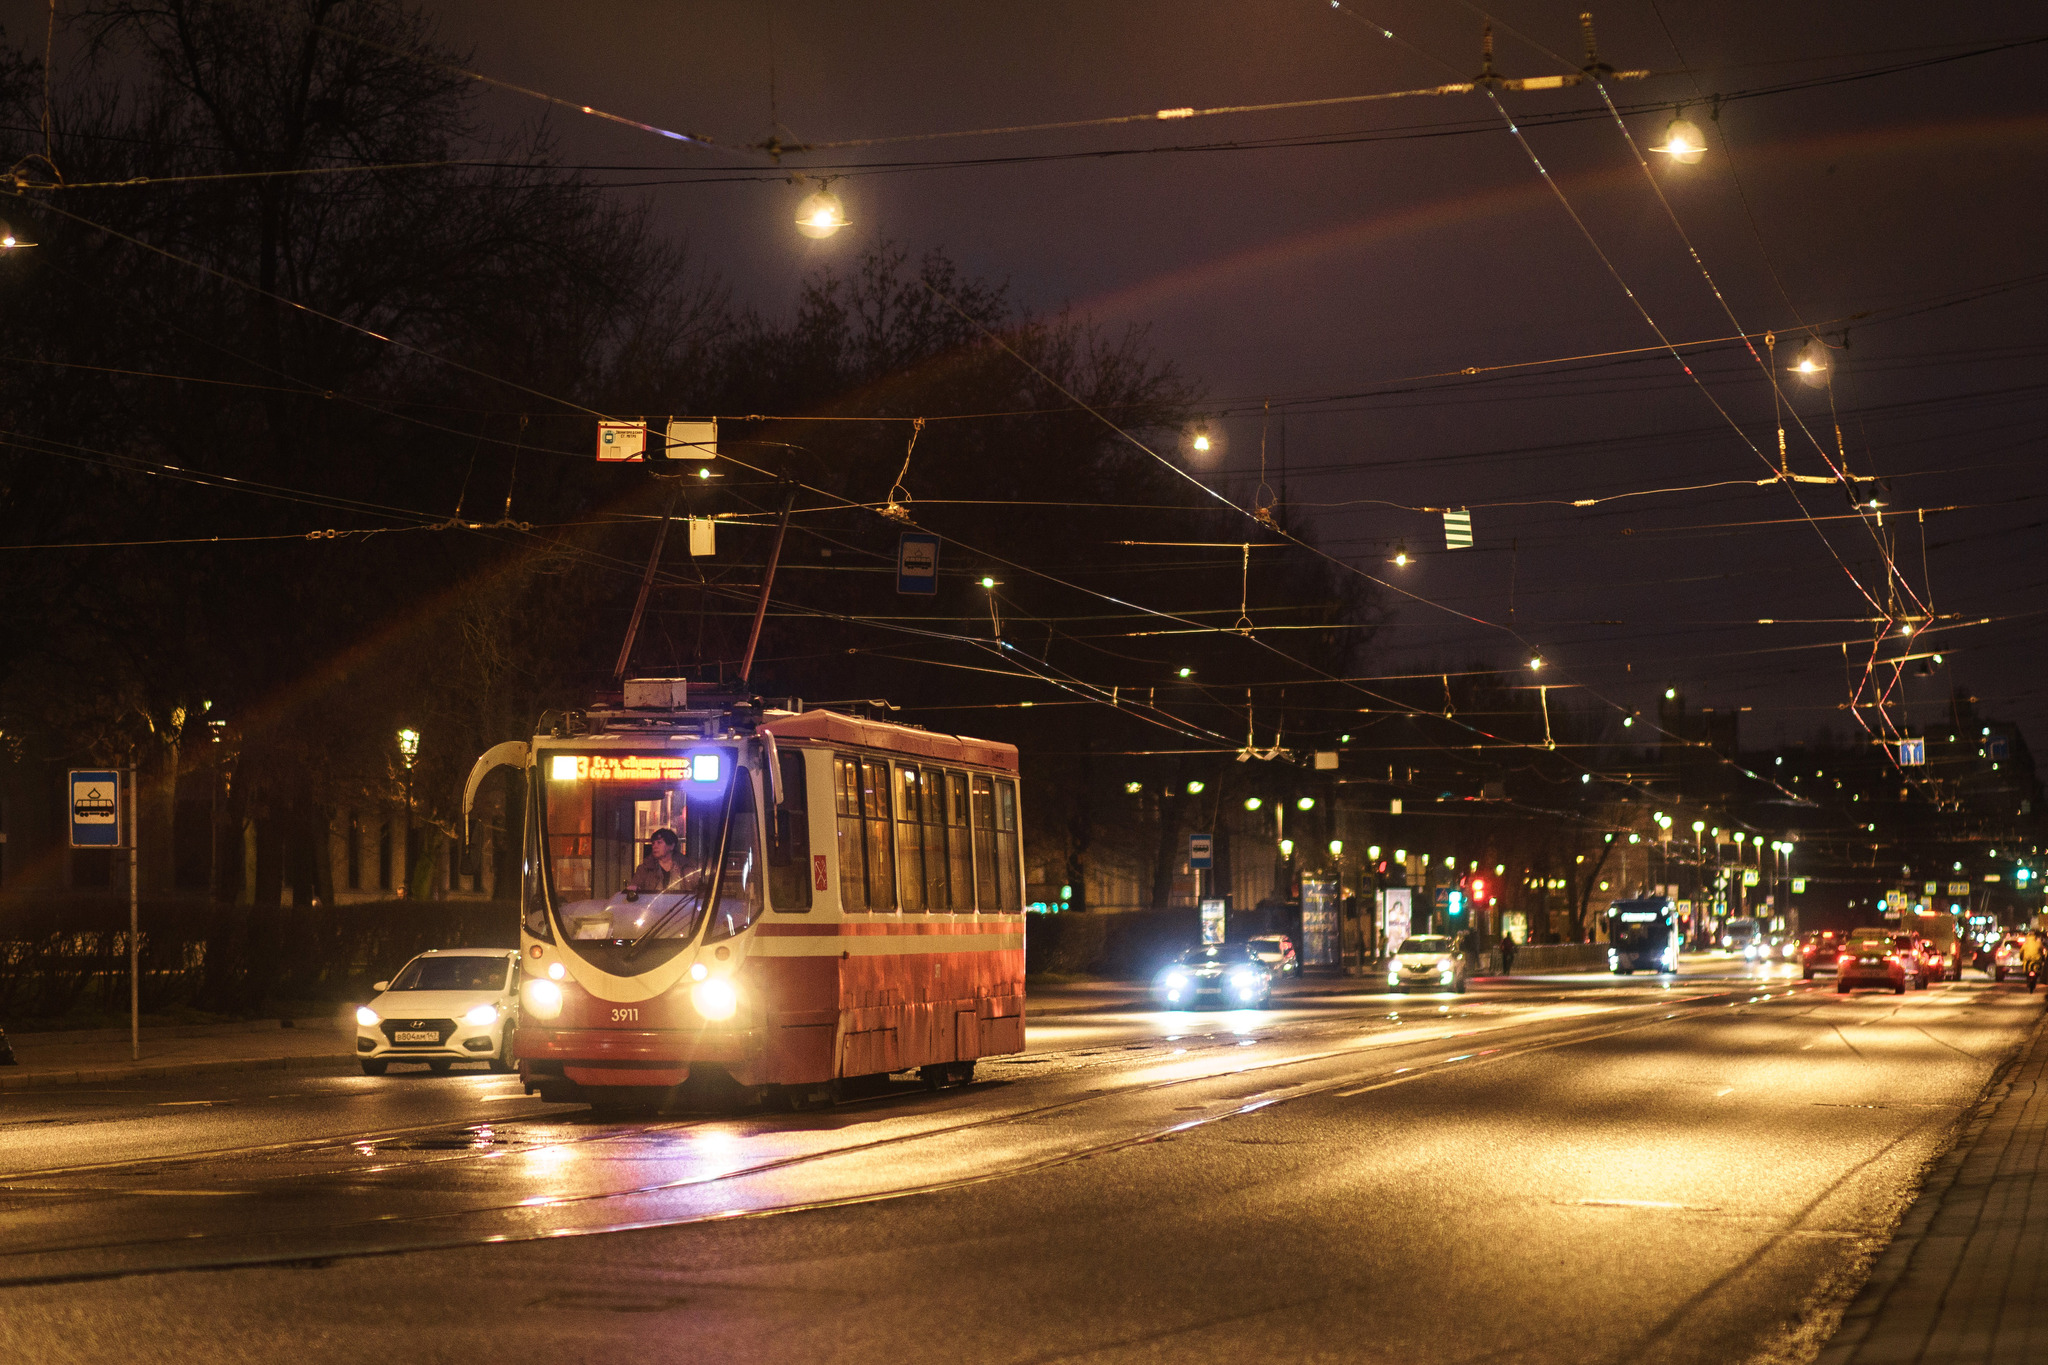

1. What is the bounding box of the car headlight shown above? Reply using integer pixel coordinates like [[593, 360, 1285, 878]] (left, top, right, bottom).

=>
[[1437, 957, 1455, 971], [355, 1005, 379, 1028], [692, 977, 739, 1021], [1163, 972, 1188, 990], [522, 977, 563, 1020], [463, 1002, 499, 1028]]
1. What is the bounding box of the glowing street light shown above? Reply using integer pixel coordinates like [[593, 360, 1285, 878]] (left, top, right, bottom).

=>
[[1186, 780, 1206, 795], [1791, 338, 1829, 387], [1243, 796, 1262, 811], [1177, 667, 1192, 678], [794, 187, 848, 239], [1650, 116, 1706, 164], [1296, 796, 1315, 811], [1392, 542, 1410, 567], [1191, 431, 1212, 453]]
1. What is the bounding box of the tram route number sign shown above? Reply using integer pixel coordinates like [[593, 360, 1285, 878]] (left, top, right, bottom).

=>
[[1188, 833, 1213, 870], [897, 533, 939, 595], [69, 769, 122, 848]]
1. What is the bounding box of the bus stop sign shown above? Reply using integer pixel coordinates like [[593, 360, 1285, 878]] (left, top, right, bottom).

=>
[[70, 769, 121, 847], [1188, 833, 1213, 869]]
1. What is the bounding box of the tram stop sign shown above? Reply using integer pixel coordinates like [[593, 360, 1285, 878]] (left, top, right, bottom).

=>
[[69, 769, 121, 847], [1188, 833, 1213, 870], [897, 533, 939, 595]]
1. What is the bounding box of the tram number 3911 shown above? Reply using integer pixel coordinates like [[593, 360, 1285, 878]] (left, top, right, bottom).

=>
[[611, 1008, 640, 1023]]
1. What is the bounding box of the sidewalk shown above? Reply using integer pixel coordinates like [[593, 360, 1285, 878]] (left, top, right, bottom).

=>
[[1819, 1006, 2048, 1364], [0, 1014, 357, 1091]]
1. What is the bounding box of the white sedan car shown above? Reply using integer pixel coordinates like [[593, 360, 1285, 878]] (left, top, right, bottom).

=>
[[1386, 934, 1469, 994], [356, 948, 521, 1076]]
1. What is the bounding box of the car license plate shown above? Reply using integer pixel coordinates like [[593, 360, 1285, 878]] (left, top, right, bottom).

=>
[[395, 1030, 439, 1044], [1859, 957, 1882, 964]]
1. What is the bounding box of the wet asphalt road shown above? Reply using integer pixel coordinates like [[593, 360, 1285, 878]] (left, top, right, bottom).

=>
[[1, 958, 2038, 1364]]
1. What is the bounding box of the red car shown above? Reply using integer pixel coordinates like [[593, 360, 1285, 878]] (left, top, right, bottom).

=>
[[1800, 930, 1844, 980], [1836, 931, 1925, 995]]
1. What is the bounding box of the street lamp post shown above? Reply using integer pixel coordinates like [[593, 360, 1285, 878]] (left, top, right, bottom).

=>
[[398, 728, 420, 899]]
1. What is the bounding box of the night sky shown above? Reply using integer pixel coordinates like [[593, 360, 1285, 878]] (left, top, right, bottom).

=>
[[20, 0, 2047, 751]]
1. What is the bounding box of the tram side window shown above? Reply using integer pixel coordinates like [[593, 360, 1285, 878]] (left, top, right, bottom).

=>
[[995, 778, 1022, 910], [767, 750, 811, 912], [947, 770, 974, 910], [861, 757, 896, 909], [971, 774, 998, 911], [895, 764, 925, 912], [834, 755, 866, 911], [920, 766, 950, 911]]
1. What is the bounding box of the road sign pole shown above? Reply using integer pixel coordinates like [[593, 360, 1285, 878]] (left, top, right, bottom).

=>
[[129, 760, 139, 1062]]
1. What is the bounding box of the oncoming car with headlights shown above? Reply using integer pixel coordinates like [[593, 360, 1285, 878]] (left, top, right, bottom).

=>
[[1155, 945, 1275, 1010], [356, 948, 521, 1075], [464, 681, 1028, 1112], [1386, 934, 1468, 994]]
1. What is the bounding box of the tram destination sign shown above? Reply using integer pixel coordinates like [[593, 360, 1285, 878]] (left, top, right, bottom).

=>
[[548, 754, 723, 784], [69, 769, 122, 848]]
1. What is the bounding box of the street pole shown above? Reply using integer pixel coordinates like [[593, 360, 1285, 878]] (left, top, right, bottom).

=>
[[129, 755, 139, 1063]]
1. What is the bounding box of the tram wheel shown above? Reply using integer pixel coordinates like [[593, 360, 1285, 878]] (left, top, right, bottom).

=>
[[920, 1065, 946, 1092], [950, 1061, 977, 1086]]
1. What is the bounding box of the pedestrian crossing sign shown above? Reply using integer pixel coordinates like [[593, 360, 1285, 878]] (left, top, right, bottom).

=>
[[1442, 508, 1473, 550]]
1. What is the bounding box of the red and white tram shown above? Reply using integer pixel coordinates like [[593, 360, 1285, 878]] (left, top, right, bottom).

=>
[[462, 678, 1027, 1108]]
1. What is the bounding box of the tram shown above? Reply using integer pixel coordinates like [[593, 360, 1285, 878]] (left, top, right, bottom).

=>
[[463, 677, 1028, 1108], [1605, 896, 1680, 975]]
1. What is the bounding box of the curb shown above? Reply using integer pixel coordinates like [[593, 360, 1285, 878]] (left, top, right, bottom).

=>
[[1814, 1003, 2048, 1363], [0, 1052, 360, 1091]]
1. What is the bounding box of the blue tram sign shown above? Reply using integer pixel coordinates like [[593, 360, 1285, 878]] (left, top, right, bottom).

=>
[[69, 769, 122, 848], [897, 533, 940, 595]]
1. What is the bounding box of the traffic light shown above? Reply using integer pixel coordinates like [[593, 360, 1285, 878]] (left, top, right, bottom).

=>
[[1471, 877, 1488, 902], [1447, 890, 1466, 918]]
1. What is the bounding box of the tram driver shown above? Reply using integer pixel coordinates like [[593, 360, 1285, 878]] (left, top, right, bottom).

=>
[[631, 828, 701, 897]]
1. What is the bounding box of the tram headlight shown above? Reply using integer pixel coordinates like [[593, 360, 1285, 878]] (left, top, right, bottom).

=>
[[522, 978, 564, 1020], [463, 1003, 499, 1028], [692, 977, 739, 1022], [355, 1006, 379, 1028]]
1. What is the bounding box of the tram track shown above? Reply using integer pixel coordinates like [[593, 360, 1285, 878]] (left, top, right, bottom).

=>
[[0, 978, 1825, 1289]]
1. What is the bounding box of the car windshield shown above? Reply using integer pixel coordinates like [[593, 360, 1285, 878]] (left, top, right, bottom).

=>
[[1248, 938, 1283, 952], [1399, 936, 1454, 956], [388, 956, 508, 992], [1176, 946, 1255, 966], [539, 748, 762, 974]]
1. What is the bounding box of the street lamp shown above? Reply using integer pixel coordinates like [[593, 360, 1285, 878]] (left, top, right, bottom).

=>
[[1791, 338, 1829, 388], [1296, 796, 1315, 811], [794, 186, 848, 238], [397, 729, 420, 899], [1186, 780, 1205, 795], [1243, 796, 1262, 811], [1650, 115, 1706, 164]]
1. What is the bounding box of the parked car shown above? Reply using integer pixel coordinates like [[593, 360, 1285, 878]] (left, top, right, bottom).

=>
[[1386, 933, 1470, 994], [1245, 935, 1299, 976], [356, 948, 522, 1075], [1835, 930, 1922, 995], [1799, 930, 1844, 979], [1155, 945, 1275, 1010]]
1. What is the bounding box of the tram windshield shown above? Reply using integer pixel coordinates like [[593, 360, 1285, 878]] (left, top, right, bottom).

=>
[[539, 748, 762, 972]]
